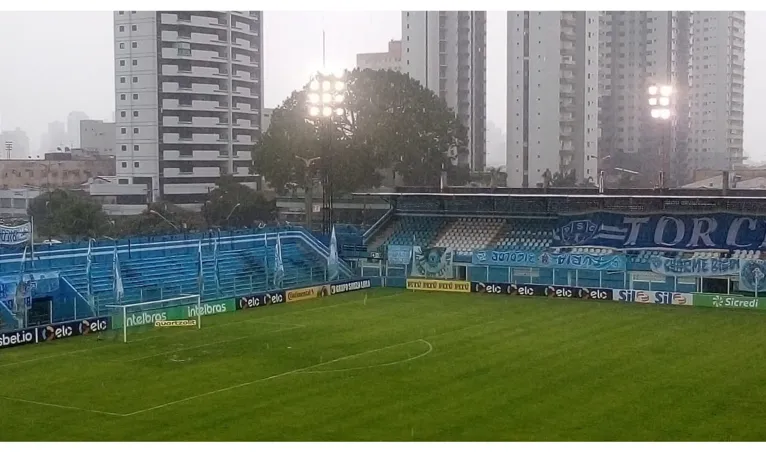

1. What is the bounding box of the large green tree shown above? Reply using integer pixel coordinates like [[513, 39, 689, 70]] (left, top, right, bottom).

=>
[[202, 175, 276, 228], [252, 68, 470, 194], [28, 189, 110, 240]]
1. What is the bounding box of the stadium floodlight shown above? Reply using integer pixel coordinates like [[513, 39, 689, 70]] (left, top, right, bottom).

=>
[[305, 69, 347, 120], [648, 84, 673, 121], [105, 294, 201, 343]]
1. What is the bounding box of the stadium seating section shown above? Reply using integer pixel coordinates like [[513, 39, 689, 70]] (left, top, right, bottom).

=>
[[57, 239, 329, 309]]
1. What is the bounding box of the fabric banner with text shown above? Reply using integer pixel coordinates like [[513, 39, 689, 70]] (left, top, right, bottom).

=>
[[472, 249, 626, 272]]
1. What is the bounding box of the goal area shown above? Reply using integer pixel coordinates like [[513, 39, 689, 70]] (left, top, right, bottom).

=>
[[104, 294, 202, 343]]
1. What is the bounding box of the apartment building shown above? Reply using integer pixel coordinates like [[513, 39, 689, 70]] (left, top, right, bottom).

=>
[[356, 40, 402, 72], [402, 11, 487, 171], [506, 11, 599, 188], [110, 10, 263, 214], [688, 11, 745, 174]]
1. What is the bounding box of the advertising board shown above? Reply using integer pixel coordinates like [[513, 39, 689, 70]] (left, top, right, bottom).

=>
[[406, 279, 470, 293], [328, 279, 371, 295], [470, 282, 613, 300], [612, 289, 693, 306], [694, 293, 765, 310], [237, 290, 286, 310], [0, 316, 110, 350], [285, 285, 329, 303], [110, 298, 236, 329]]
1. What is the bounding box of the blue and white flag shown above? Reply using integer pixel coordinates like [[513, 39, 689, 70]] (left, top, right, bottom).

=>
[[197, 238, 204, 294], [13, 246, 28, 315], [113, 244, 124, 303], [327, 226, 339, 281], [274, 233, 284, 288], [213, 236, 220, 294], [86, 239, 93, 301]]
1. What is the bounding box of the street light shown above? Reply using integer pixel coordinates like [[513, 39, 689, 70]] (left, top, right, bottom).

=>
[[224, 202, 241, 227], [148, 209, 181, 232], [648, 84, 673, 187], [305, 69, 347, 234]]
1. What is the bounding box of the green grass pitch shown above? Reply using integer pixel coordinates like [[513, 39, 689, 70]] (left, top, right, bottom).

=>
[[2, 288, 766, 441]]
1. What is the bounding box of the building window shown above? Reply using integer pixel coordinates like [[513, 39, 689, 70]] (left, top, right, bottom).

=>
[[132, 42, 137, 48], [133, 127, 139, 134], [134, 162, 140, 168], [119, 60, 125, 67], [121, 162, 127, 168], [120, 111, 126, 118], [132, 76, 138, 83], [176, 42, 191, 56], [133, 145, 140, 151], [133, 94, 139, 100], [133, 111, 139, 117], [119, 42, 125, 49], [132, 25, 137, 31], [118, 11, 124, 15], [119, 25, 125, 32], [120, 76, 126, 83], [120, 94, 126, 100], [121, 145, 127, 151], [121, 127, 127, 134], [132, 59, 138, 66], [118, 179, 129, 184]]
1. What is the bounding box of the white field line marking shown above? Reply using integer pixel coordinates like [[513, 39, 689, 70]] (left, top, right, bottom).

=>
[[120, 323, 306, 363], [125, 318, 501, 417], [124, 337, 432, 417], [0, 292, 398, 369], [0, 394, 127, 417], [299, 339, 433, 374]]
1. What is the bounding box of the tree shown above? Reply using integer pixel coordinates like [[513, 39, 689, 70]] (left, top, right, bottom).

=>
[[252, 68, 470, 194], [548, 169, 579, 188], [202, 175, 276, 228], [28, 189, 110, 240], [114, 202, 207, 237]]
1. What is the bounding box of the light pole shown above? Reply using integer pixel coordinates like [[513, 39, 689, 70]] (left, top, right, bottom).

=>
[[295, 155, 321, 230], [224, 202, 241, 228], [306, 69, 347, 235], [648, 84, 673, 188], [149, 209, 180, 232]]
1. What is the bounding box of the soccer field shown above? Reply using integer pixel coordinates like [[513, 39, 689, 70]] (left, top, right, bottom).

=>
[[2, 288, 766, 441]]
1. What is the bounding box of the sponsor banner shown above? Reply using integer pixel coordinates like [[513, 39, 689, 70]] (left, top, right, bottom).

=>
[[694, 293, 765, 310], [155, 320, 198, 327], [406, 279, 471, 293], [411, 246, 455, 279], [471, 282, 613, 300], [110, 298, 235, 329], [0, 223, 31, 246], [329, 279, 371, 295], [285, 285, 330, 303], [39, 316, 111, 342], [650, 256, 740, 277], [0, 326, 38, 350], [612, 289, 693, 306], [739, 260, 766, 292], [553, 212, 766, 251], [472, 250, 626, 272], [387, 245, 412, 266], [237, 290, 286, 310]]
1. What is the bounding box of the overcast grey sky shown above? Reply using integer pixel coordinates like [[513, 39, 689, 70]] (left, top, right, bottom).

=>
[[0, 11, 764, 163]]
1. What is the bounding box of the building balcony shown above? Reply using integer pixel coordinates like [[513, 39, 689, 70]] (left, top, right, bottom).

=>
[[560, 127, 573, 137], [560, 113, 574, 122], [560, 57, 576, 68], [163, 166, 221, 178], [560, 27, 576, 41], [561, 12, 576, 26], [163, 116, 228, 128], [163, 182, 218, 195]]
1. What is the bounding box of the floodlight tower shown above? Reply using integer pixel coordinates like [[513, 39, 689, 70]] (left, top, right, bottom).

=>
[[648, 84, 674, 188], [306, 69, 347, 235]]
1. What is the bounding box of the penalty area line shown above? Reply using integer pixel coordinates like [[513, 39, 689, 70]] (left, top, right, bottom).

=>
[[0, 394, 127, 417], [124, 337, 434, 417]]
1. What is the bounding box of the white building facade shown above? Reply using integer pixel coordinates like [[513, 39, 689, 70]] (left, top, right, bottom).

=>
[[506, 11, 599, 188], [688, 11, 745, 172], [80, 119, 116, 157], [402, 11, 487, 171], [111, 10, 263, 213], [356, 40, 402, 72]]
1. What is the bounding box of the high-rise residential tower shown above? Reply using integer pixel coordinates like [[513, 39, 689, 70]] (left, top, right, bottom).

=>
[[109, 10, 263, 213], [402, 11, 487, 171], [506, 11, 599, 188], [688, 11, 745, 174]]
